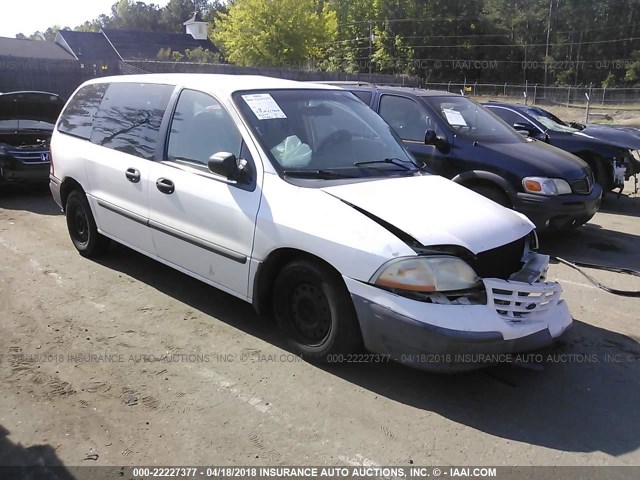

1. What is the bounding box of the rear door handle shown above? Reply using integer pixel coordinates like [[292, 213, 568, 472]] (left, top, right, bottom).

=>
[[125, 168, 141, 183], [156, 178, 175, 194]]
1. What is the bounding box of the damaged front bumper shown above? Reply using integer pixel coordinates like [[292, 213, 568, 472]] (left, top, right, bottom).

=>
[[346, 252, 572, 372]]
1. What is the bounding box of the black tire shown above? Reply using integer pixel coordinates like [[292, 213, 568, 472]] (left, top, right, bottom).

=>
[[593, 161, 613, 193], [65, 190, 110, 257], [470, 184, 511, 208], [273, 259, 362, 362]]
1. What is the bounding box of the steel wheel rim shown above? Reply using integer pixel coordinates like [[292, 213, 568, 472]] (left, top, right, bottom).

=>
[[71, 205, 89, 244], [289, 282, 332, 345]]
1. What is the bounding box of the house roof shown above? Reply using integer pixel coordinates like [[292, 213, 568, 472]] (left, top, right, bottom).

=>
[[55, 31, 121, 60], [100, 29, 218, 61], [0, 37, 76, 60]]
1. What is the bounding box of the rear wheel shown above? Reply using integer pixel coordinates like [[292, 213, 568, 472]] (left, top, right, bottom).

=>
[[65, 190, 110, 257], [273, 259, 362, 362], [470, 184, 511, 208]]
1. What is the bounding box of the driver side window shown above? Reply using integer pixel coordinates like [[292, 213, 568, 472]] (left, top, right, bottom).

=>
[[379, 95, 436, 143], [489, 107, 532, 129], [167, 89, 243, 169]]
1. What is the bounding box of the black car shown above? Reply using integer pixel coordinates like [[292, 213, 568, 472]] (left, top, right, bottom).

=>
[[0, 91, 65, 187], [483, 102, 639, 192], [341, 85, 601, 231]]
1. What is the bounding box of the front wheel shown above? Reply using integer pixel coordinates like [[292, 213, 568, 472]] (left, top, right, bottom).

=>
[[65, 190, 110, 257], [470, 184, 511, 208], [273, 259, 362, 362]]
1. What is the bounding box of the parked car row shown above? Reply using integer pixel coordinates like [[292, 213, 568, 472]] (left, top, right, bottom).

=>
[[334, 83, 639, 231], [483, 101, 640, 191]]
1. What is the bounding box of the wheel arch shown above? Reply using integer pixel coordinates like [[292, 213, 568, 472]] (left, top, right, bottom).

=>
[[59, 177, 85, 211], [451, 170, 516, 204], [251, 247, 346, 316], [574, 151, 613, 190]]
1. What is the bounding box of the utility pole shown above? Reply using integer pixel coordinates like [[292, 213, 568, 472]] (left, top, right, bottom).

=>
[[368, 20, 373, 76], [575, 30, 583, 86], [543, 0, 553, 86]]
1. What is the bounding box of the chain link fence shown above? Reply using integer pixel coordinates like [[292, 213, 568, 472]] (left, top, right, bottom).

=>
[[423, 82, 640, 109]]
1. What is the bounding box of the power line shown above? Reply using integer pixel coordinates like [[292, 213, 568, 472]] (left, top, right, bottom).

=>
[[347, 56, 636, 65], [328, 36, 640, 49]]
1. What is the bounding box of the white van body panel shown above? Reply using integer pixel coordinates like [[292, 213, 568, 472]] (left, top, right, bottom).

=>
[[147, 161, 261, 298], [85, 143, 155, 254], [250, 172, 417, 282]]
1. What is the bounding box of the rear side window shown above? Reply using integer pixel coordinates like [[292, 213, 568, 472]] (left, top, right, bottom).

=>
[[351, 90, 372, 105], [90, 82, 174, 160], [57, 83, 108, 140], [488, 107, 528, 128]]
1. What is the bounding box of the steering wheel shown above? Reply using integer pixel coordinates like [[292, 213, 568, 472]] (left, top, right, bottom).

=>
[[316, 129, 352, 153]]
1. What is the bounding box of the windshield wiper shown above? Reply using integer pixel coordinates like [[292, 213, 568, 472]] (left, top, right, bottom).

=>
[[283, 169, 356, 179], [354, 157, 417, 171]]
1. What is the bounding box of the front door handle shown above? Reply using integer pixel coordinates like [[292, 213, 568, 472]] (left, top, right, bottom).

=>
[[125, 168, 141, 183], [156, 178, 175, 194]]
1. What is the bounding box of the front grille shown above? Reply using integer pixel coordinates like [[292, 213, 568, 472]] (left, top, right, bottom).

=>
[[6, 148, 49, 164], [485, 279, 562, 321], [570, 171, 594, 194], [468, 236, 526, 280]]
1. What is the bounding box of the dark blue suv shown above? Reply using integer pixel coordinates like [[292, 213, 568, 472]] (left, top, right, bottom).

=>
[[341, 85, 601, 231]]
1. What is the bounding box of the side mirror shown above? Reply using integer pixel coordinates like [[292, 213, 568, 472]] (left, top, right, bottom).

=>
[[424, 129, 448, 151], [208, 152, 248, 182], [424, 129, 438, 145], [513, 122, 536, 134]]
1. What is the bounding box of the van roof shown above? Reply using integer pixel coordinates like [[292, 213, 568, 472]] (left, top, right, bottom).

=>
[[324, 83, 460, 98], [82, 74, 338, 97]]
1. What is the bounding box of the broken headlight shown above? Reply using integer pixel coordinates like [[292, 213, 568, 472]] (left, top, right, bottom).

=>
[[371, 256, 481, 293]]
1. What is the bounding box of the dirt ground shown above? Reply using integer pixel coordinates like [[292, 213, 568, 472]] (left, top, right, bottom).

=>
[[0, 182, 639, 470]]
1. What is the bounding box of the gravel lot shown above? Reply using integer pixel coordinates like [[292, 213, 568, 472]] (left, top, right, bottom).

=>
[[0, 183, 639, 469]]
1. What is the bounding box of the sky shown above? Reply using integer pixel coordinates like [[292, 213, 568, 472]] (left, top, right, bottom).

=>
[[0, 0, 170, 38]]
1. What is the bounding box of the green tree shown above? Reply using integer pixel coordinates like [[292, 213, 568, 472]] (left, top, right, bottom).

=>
[[213, 0, 337, 68], [184, 47, 221, 63], [625, 51, 640, 84], [602, 72, 617, 88], [108, 0, 162, 31], [17, 25, 70, 41]]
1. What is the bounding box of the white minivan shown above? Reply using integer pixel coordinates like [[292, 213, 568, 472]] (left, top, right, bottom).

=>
[[50, 74, 572, 371]]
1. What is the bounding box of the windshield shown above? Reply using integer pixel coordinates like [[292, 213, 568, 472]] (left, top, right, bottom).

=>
[[425, 96, 523, 143], [524, 107, 580, 133], [234, 89, 418, 177]]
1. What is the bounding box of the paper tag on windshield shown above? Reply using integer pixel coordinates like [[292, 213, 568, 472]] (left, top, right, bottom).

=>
[[443, 108, 467, 127], [241, 94, 287, 120]]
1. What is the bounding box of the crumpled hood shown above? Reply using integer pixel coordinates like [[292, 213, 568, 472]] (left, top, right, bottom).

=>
[[322, 174, 534, 255], [580, 124, 640, 150], [0, 91, 65, 123]]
